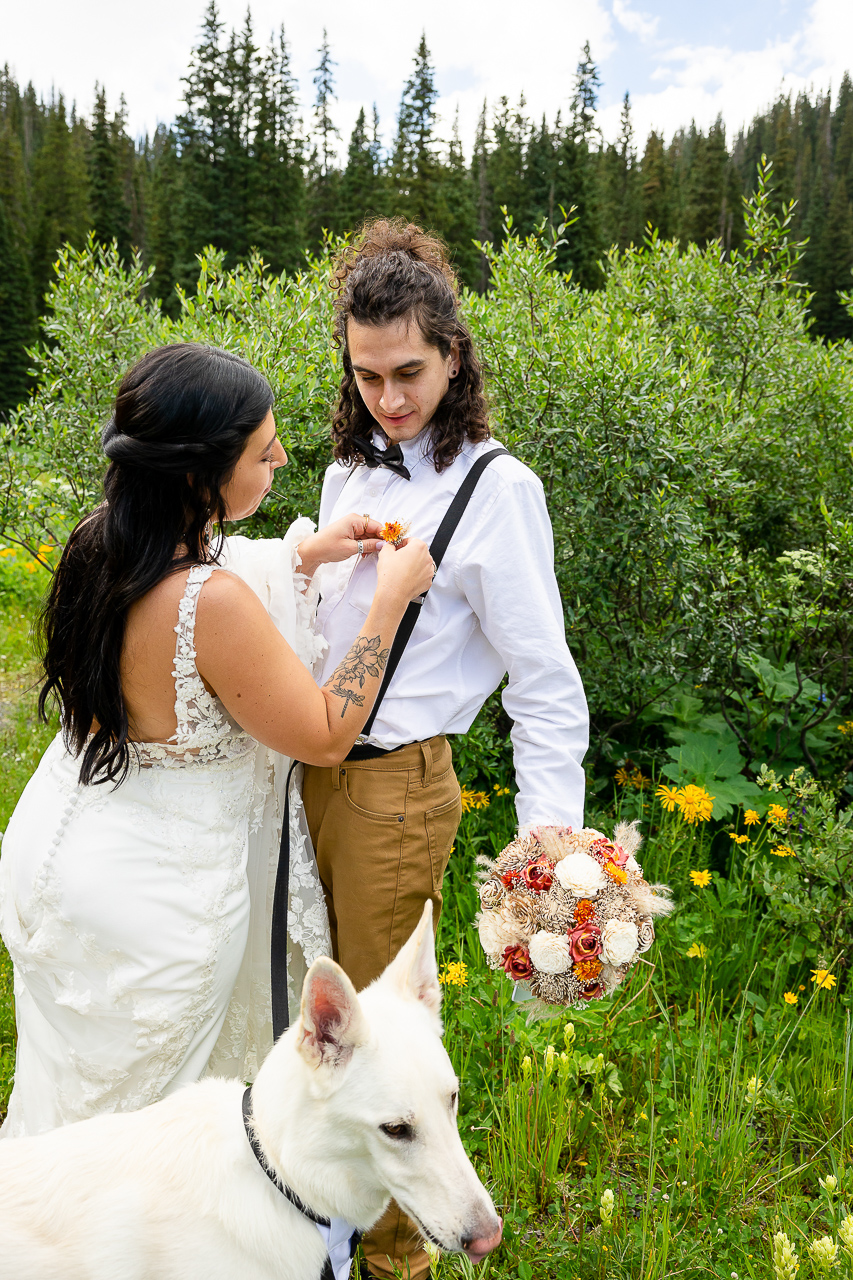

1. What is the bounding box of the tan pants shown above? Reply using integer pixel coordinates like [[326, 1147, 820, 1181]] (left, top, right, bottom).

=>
[[302, 735, 462, 1280]]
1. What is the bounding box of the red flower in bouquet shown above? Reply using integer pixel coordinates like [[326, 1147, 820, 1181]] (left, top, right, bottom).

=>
[[522, 855, 555, 893], [568, 923, 602, 962], [501, 944, 533, 981], [590, 837, 629, 868], [579, 981, 604, 1001], [500, 869, 522, 889]]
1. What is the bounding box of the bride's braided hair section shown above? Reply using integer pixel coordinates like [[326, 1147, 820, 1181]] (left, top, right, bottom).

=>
[[330, 218, 490, 473]]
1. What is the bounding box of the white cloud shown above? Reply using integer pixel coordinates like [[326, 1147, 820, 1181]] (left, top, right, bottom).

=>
[[599, 0, 853, 147], [1, 0, 615, 156], [612, 0, 659, 42], [2, 0, 849, 163]]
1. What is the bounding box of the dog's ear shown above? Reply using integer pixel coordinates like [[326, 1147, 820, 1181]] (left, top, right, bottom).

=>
[[384, 900, 441, 1016], [298, 957, 368, 1072]]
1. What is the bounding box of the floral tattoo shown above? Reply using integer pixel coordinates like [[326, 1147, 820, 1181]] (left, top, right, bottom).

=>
[[328, 634, 390, 718]]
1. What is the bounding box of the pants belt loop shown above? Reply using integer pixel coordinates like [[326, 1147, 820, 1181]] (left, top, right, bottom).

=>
[[331, 763, 342, 792], [421, 738, 433, 788]]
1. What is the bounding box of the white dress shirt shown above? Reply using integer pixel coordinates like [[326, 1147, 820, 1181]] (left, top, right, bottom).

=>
[[314, 431, 589, 829]]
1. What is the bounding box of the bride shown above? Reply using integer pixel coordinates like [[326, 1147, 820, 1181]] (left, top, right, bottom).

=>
[[0, 342, 433, 1138]]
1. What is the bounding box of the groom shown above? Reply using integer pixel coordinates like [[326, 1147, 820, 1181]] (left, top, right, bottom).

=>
[[302, 220, 589, 1280]]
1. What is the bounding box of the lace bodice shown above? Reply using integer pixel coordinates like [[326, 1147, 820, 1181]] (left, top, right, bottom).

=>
[[135, 564, 256, 769]]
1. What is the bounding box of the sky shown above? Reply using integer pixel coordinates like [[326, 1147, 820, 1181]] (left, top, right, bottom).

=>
[[2, 0, 852, 156]]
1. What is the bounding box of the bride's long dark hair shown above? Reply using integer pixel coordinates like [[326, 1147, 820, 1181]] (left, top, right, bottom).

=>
[[38, 343, 274, 786]]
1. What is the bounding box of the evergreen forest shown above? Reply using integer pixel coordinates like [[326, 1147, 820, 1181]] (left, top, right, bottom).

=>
[[2, 2, 853, 414]]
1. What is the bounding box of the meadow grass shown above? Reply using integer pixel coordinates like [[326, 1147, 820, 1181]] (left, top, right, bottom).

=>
[[0, 592, 850, 1279]]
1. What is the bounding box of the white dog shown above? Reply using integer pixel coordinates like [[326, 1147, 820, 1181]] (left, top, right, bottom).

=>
[[0, 902, 501, 1279]]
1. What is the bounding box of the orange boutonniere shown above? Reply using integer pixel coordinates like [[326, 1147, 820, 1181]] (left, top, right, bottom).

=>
[[379, 520, 411, 548]]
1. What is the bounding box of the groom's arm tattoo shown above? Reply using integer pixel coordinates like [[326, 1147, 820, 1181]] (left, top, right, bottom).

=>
[[327, 634, 390, 719]]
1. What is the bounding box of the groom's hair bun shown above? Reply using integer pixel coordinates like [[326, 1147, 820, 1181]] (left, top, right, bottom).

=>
[[329, 219, 490, 473]]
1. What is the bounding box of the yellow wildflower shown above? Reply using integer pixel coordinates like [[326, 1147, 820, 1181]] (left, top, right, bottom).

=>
[[460, 787, 489, 813], [729, 833, 750, 844], [630, 768, 650, 790], [439, 961, 468, 988], [0, 547, 15, 558], [37, 543, 54, 559], [686, 942, 708, 958], [655, 783, 680, 812], [743, 809, 760, 825], [678, 783, 714, 824], [783, 991, 798, 1005], [615, 767, 630, 787], [689, 869, 712, 888], [811, 969, 837, 991], [770, 845, 795, 858], [838, 721, 853, 737], [768, 803, 789, 826], [25, 561, 38, 573], [491, 784, 511, 795]]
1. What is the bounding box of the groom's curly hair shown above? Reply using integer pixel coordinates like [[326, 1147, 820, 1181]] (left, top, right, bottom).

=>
[[329, 219, 490, 473]]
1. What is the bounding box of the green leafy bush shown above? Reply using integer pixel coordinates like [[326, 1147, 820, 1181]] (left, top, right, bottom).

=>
[[3, 160, 853, 788]]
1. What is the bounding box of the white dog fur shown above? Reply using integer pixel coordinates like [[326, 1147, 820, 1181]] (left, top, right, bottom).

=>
[[0, 902, 502, 1279]]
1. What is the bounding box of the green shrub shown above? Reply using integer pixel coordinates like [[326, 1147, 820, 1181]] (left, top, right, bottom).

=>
[[3, 159, 852, 783]]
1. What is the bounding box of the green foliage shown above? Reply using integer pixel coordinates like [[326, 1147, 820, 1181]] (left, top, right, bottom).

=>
[[3, 168, 853, 784]]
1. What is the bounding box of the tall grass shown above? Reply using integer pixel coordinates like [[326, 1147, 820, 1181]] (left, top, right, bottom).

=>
[[0, 584, 850, 1278]]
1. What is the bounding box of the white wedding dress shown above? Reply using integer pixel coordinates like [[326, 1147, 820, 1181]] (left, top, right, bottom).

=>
[[0, 522, 331, 1139]]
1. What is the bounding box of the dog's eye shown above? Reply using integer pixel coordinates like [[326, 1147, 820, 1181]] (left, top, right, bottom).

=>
[[450, 1091, 458, 1112], [380, 1122, 414, 1141]]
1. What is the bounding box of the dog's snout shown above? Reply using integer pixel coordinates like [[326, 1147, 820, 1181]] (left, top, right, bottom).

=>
[[462, 1214, 503, 1264]]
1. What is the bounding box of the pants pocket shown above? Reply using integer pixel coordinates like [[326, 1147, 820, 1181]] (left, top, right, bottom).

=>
[[425, 789, 463, 894]]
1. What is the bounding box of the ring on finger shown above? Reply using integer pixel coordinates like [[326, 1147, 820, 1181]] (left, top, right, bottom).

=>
[[357, 540, 364, 557], [430, 558, 437, 576]]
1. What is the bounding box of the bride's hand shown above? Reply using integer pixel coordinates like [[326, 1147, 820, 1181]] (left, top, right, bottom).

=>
[[296, 513, 385, 578]]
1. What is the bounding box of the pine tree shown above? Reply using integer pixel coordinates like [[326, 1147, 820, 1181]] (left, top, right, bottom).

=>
[[339, 106, 383, 232], [88, 85, 131, 259], [0, 125, 37, 412], [30, 94, 90, 304], [145, 125, 181, 308], [439, 107, 479, 286], [551, 44, 604, 287], [684, 117, 730, 246], [391, 34, 443, 229], [599, 93, 643, 249], [220, 11, 260, 259], [306, 29, 342, 245], [486, 97, 530, 238], [249, 25, 305, 272], [640, 130, 671, 236], [174, 0, 228, 284]]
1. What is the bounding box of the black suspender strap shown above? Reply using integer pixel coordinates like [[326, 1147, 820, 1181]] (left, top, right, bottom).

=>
[[270, 444, 508, 1044], [361, 445, 508, 737], [271, 758, 299, 1042]]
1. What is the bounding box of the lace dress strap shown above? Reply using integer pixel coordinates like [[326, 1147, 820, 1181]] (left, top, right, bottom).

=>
[[172, 564, 220, 745]]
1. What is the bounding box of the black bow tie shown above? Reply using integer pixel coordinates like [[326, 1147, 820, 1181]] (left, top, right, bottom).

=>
[[352, 436, 411, 480]]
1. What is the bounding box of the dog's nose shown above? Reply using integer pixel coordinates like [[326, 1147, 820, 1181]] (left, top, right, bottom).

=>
[[462, 1216, 503, 1264]]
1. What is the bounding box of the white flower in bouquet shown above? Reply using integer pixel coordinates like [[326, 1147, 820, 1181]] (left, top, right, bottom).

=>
[[601, 919, 639, 965], [528, 930, 572, 974], [626, 855, 642, 874], [637, 917, 655, 953], [477, 906, 528, 959], [555, 851, 607, 898]]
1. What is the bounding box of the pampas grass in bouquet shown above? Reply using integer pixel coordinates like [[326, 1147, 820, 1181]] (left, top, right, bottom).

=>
[[476, 823, 673, 1018]]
